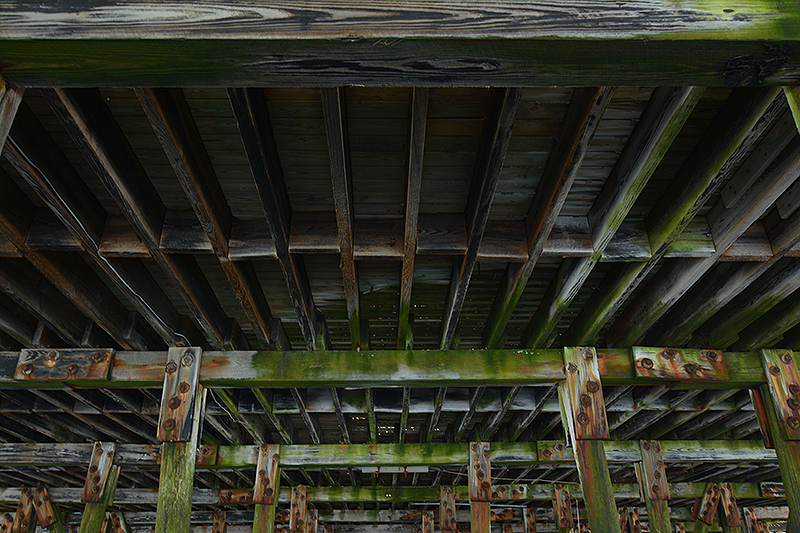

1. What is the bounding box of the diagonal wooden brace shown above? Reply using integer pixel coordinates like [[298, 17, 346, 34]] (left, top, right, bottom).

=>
[[692, 483, 721, 525], [106, 511, 132, 533], [83, 442, 117, 503], [1, 512, 13, 533], [79, 460, 120, 533], [30, 487, 65, 533], [718, 483, 741, 529], [760, 349, 800, 440], [11, 489, 34, 533]]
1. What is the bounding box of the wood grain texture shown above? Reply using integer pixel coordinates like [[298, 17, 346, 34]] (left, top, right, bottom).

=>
[[0, 86, 23, 158]]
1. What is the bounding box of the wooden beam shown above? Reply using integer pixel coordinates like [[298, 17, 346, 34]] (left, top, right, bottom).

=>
[[567, 87, 783, 345], [136, 87, 279, 348], [0, 84, 22, 157], [322, 87, 361, 349], [440, 87, 521, 349], [398, 88, 428, 350], [3, 2, 800, 87], [518, 86, 702, 348], [484, 86, 614, 348], [608, 96, 797, 347], [45, 88, 239, 349], [229, 88, 322, 350]]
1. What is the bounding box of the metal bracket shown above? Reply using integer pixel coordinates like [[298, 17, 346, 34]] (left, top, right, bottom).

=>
[[14, 348, 114, 382], [469, 442, 491, 502], [82, 442, 116, 503], [212, 510, 227, 533], [523, 506, 536, 533], [254, 444, 280, 505], [421, 511, 433, 533], [638, 440, 669, 501], [552, 484, 573, 530], [561, 346, 608, 440], [760, 349, 800, 439], [290, 486, 308, 532], [633, 347, 728, 381], [30, 488, 61, 530], [439, 486, 457, 532], [11, 489, 34, 533], [538, 442, 572, 462], [304, 508, 318, 533], [107, 511, 131, 533], [718, 483, 741, 527], [692, 483, 721, 525], [158, 347, 203, 442]]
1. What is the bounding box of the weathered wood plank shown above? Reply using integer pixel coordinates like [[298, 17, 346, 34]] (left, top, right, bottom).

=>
[[485, 86, 614, 348], [0, 84, 22, 158]]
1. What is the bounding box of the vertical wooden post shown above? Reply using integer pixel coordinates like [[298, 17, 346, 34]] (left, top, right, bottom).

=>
[[468, 442, 491, 533], [155, 347, 205, 533], [439, 486, 457, 533], [79, 442, 119, 533], [523, 506, 536, 533], [560, 346, 621, 533], [290, 487, 309, 533], [759, 349, 800, 531], [253, 444, 281, 533], [635, 440, 671, 533], [212, 510, 227, 533]]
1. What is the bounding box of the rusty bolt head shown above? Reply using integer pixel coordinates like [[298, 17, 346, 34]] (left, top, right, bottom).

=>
[[481, 481, 490, 491], [701, 350, 718, 362], [781, 352, 793, 364], [477, 470, 484, 480], [67, 364, 79, 375], [770, 365, 781, 376], [683, 363, 699, 375], [46, 350, 59, 361], [789, 383, 800, 395], [181, 353, 194, 367], [652, 484, 660, 493], [95, 445, 103, 456], [712, 485, 719, 493], [107, 450, 113, 457], [653, 442, 661, 453], [265, 487, 274, 497], [586, 380, 600, 393], [168, 396, 181, 409], [788, 416, 800, 429], [21, 363, 34, 375], [641, 358, 654, 370], [554, 443, 564, 451], [580, 393, 592, 407], [567, 362, 578, 374], [273, 453, 280, 462], [577, 412, 590, 425], [582, 348, 593, 360], [663, 348, 678, 360], [91, 485, 99, 494], [642, 440, 651, 451], [92, 351, 106, 363], [471, 443, 478, 451], [21, 523, 27, 529], [163, 418, 176, 431], [788, 397, 800, 410], [89, 464, 98, 473], [165, 360, 178, 374], [542, 448, 552, 458], [202, 446, 213, 455], [259, 469, 266, 478], [653, 470, 661, 480]]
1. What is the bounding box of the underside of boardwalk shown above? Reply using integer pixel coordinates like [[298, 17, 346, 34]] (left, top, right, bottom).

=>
[[2, 1, 800, 532]]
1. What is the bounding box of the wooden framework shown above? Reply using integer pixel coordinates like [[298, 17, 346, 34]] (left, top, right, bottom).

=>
[[2, 1, 800, 532]]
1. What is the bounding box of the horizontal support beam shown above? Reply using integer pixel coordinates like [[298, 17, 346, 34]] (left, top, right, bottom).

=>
[[0, 440, 776, 469], [0, 347, 769, 389], [12, 212, 794, 263]]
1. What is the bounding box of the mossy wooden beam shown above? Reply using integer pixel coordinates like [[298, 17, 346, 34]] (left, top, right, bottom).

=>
[[135, 87, 277, 349], [440, 87, 521, 350], [2, 1, 800, 87], [519, 86, 701, 349], [228, 88, 323, 351], [568, 87, 782, 346], [398, 87, 428, 350], [608, 91, 795, 347], [78, 465, 119, 533]]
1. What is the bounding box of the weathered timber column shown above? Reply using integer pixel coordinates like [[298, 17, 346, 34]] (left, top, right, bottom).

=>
[[559, 346, 621, 532], [758, 349, 800, 531], [253, 444, 281, 533], [439, 486, 457, 533], [552, 484, 573, 533], [290, 487, 309, 533], [79, 442, 120, 533], [468, 442, 491, 533], [635, 440, 671, 533], [155, 347, 205, 533]]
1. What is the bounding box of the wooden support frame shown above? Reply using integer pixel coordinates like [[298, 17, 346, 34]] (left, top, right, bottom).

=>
[[439, 486, 457, 532], [253, 444, 281, 533], [468, 442, 491, 533], [552, 484, 573, 533], [29, 488, 65, 533], [290, 487, 309, 532], [636, 440, 671, 533], [12, 489, 35, 533]]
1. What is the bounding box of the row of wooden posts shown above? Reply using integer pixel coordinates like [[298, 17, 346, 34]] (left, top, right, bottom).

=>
[[1, 345, 799, 532]]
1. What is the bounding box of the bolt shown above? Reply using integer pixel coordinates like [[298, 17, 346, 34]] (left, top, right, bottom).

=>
[[107, 450, 113, 457], [642, 441, 651, 451], [181, 353, 194, 367], [91, 485, 99, 494], [21, 364, 34, 375], [653, 442, 661, 453], [165, 361, 178, 374], [202, 446, 212, 456], [582, 348, 593, 360], [770, 365, 781, 376], [90, 464, 98, 473], [265, 488, 273, 497], [481, 481, 490, 491], [781, 352, 793, 364], [273, 453, 280, 462], [577, 412, 590, 425], [653, 470, 661, 480], [652, 484, 660, 493], [790, 383, 800, 395], [555, 443, 564, 451], [93, 474, 101, 484], [684, 363, 699, 375], [580, 394, 592, 407], [67, 364, 79, 375], [95, 446, 103, 456], [542, 449, 552, 458], [788, 416, 800, 429], [163, 418, 176, 431], [641, 358, 654, 370], [567, 362, 578, 374], [586, 380, 600, 393], [168, 396, 181, 409], [92, 351, 106, 363], [788, 397, 800, 410], [259, 469, 266, 478]]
